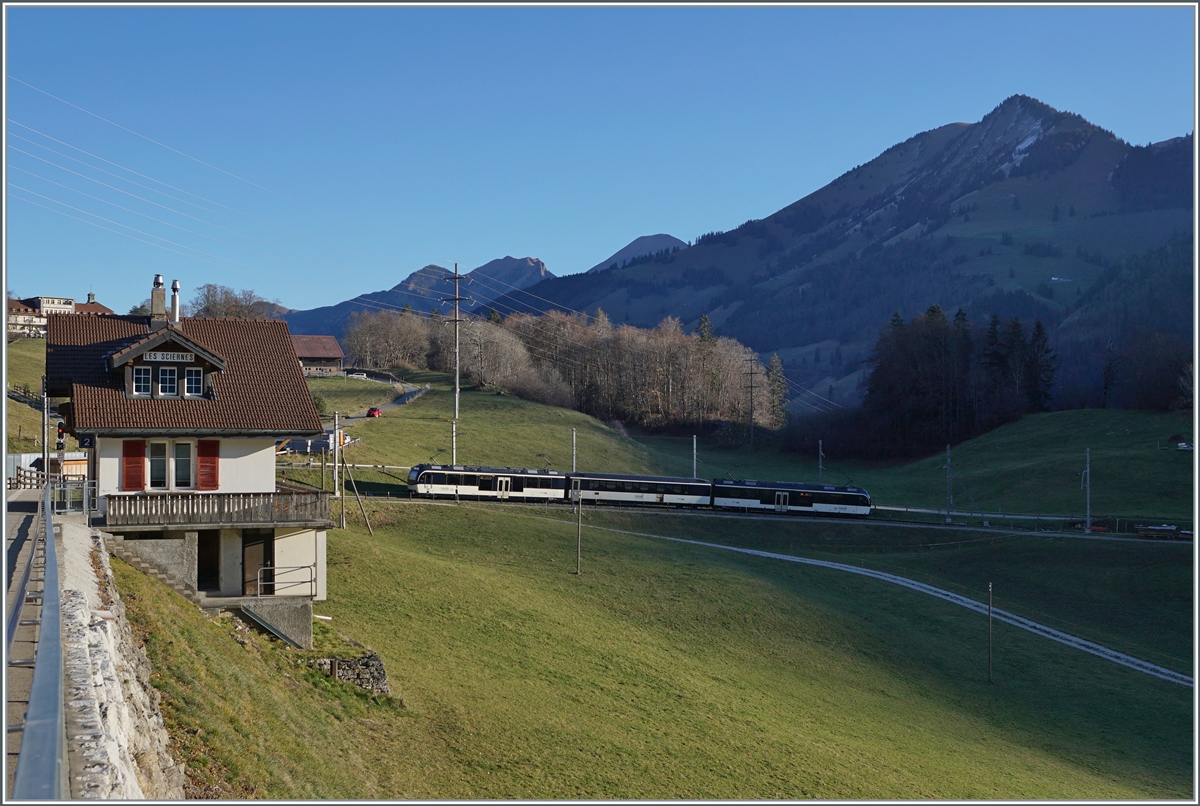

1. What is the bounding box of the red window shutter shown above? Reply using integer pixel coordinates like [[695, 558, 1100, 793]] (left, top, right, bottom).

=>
[[197, 440, 220, 491], [121, 440, 145, 491]]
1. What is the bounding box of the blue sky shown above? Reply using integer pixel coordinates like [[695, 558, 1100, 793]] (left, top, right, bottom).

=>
[[4, 4, 1196, 315]]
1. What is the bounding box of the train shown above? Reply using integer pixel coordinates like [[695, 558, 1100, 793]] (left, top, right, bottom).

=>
[[405, 464, 872, 517]]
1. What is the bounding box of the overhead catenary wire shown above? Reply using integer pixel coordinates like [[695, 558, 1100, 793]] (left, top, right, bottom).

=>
[[9, 76, 381, 236], [6, 129, 402, 270]]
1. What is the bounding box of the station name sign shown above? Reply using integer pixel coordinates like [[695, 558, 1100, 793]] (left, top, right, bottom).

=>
[[144, 351, 195, 363]]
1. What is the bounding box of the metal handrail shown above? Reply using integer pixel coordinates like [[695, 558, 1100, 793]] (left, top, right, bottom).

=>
[[256, 564, 315, 597], [12, 486, 67, 799]]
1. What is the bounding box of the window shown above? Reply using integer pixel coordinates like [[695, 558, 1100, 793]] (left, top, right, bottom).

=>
[[174, 442, 193, 487], [149, 443, 168, 489], [159, 367, 177, 396], [185, 368, 203, 396], [133, 366, 151, 395]]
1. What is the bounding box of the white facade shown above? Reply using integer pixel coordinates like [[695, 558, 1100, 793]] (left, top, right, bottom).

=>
[[96, 436, 277, 497]]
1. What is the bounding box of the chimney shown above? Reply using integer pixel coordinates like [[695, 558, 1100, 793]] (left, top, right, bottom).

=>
[[170, 279, 181, 323], [150, 274, 167, 330], [87, 292, 95, 304]]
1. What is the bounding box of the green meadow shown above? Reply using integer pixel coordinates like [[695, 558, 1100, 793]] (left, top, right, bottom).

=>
[[119, 503, 1192, 799]]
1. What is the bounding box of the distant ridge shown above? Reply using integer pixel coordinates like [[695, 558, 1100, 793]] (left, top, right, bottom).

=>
[[284, 257, 554, 337]]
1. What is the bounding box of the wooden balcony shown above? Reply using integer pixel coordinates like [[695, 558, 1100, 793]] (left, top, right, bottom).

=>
[[103, 485, 331, 529]]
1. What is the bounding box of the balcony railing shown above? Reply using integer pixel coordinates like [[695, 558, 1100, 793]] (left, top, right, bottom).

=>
[[104, 487, 330, 527]]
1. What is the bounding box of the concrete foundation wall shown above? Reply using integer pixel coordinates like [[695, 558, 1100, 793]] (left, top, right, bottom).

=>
[[219, 529, 241, 596], [111, 531, 198, 591], [273, 527, 326, 600], [240, 598, 313, 649]]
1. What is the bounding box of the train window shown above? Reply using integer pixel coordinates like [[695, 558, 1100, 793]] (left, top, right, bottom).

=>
[[624, 482, 633, 491], [655, 484, 665, 493], [794, 492, 813, 506], [512, 478, 525, 492], [552, 478, 566, 489], [639, 483, 650, 492], [478, 476, 494, 491], [447, 474, 461, 486], [463, 475, 477, 487], [430, 473, 446, 485], [604, 481, 616, 491]]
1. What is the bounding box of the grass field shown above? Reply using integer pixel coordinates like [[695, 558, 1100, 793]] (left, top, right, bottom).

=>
[[118, 504, 1193, 799], [326, 371, 659, 476], [632, 409, 1194, 522], [306, 375, 401, 420], [4, 337, 77, 452]]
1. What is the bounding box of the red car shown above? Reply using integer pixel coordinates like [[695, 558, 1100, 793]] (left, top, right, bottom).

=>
[[367, 407, 383, 417]]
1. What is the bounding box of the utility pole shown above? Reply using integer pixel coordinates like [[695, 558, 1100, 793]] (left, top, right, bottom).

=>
[[692, 434, 697, 478], [332, 412, 340, 499], [572, 428, 577, 473], [452, 421, 457, 467], [1082, 448, 1091, 532], [572, 478, 582, 575], [441, 263, 470, 465], [744, 356, 757, 448], [41, 374, 48, 482], [944, 444, 953, 523], [818, 439, 824, 484], [988, 582, 993, 684]]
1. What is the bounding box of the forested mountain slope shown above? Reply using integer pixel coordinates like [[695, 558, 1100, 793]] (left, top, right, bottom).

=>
[[489, 96, 1193, 405]]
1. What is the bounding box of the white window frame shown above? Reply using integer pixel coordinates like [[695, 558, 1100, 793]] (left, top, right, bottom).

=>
[[158, 367, 177, 396], [133, 366, 151, 395], [173, 440, 196, 489], [148, 441, 169, 489], [185, 367, 203, 396], [146, 439, 196, 491]]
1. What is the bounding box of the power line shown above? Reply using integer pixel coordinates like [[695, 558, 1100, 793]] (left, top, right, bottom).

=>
[[9, 76, 377, 235]]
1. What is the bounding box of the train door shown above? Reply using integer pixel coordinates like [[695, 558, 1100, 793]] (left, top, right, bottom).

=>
[[774, 491, 789, 512], [497, 477, 511, 500]]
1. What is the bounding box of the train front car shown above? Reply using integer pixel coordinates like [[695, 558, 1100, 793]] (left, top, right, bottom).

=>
[[712, 479, 871, 517], [407, 464, 567, 502], [568, 472, 712, 508]]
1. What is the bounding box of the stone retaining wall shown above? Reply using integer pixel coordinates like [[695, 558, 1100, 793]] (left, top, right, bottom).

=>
[[308, 652, 390, 695], [61, 536, 186, 799]]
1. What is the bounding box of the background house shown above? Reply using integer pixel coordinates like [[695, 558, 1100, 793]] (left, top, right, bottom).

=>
[[7, 292, 115, 339], [291, 334, 345, 374]]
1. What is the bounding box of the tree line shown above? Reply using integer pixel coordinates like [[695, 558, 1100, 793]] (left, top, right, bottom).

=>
[[343, 306, 788, 432], [785, 306, 1058, 460]]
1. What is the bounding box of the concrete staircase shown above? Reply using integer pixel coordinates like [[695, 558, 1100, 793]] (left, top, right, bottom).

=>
[[104, 539, 201, 605]]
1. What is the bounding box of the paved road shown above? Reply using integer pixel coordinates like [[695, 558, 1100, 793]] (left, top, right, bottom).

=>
[[5, 489, 44, 798]]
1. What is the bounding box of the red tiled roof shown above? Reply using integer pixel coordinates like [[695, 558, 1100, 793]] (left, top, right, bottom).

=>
[[7, 298, 38, 314], [47, 315, 323, 436], [290, 334, 344, 360], [76, 301, 115, 315]]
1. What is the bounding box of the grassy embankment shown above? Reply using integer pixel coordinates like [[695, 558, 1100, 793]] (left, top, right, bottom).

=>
[[118, 502, 1192, 799]]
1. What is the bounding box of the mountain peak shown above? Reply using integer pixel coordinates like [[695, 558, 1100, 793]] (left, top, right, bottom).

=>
[[587, 234, 688, 273]]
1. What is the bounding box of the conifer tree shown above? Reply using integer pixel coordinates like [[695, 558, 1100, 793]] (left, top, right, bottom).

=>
[[766, 353, 789, 428]]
